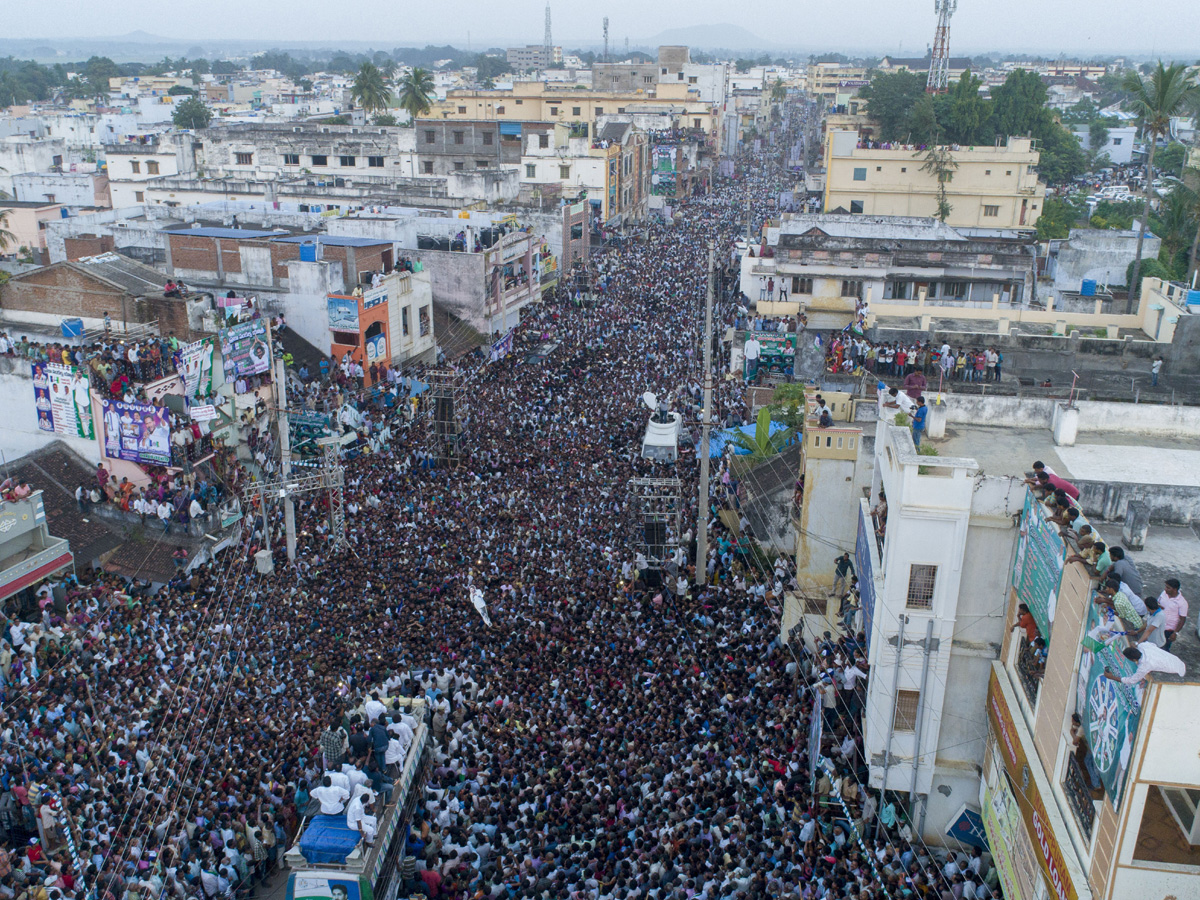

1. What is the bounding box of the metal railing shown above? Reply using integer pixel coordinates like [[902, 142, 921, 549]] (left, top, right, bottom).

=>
[[1063, 753, 1096, 839], [1016, 637, 1043, 707]]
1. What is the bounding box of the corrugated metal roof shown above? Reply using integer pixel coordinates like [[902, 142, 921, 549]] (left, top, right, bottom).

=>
[[163, 226, 284, 239], [73, 253, 169, 293], [272, 235, 391, 247]]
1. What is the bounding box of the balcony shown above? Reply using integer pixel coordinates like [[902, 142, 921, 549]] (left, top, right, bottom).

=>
[[1016, 636, 1044, 707], [1063, 753, 1097, 840]]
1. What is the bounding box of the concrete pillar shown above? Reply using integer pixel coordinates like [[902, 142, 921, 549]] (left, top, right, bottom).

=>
[[919, 315, 931, 331], [1046, 295, 1055, 312], [1052, 402, 1078, 446], [1055, 319, 1067, 335], [926, 402, 948, 439], [997, 317, 1011, 335], [992, 291, 1000, 310], [1122, 501, 1149, 551], [917, 287, 927, 308]]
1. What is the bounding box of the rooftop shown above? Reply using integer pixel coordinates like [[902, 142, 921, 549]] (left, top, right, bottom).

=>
[[778, 214, 967, 243], [72, 253, 172, 294], [272, 235, 390, 248], [163, 226, 285, 239]]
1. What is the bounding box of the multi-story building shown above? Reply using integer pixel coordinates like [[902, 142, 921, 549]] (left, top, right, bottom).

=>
[[742, 214, 1036, 324], [0, 136, 69, 197], [12, 170, 111, 208], [987, 488, 1200, 900], [199, 123, 418, 181], [506, 45, 563, 72], [876, 56, 975, 84], [105, 132, 198, 207], [823, 130, 1048, 230], [808, 63, 870, 107], [1070, 125, 1137, 165], [414, 119, 545, 177]]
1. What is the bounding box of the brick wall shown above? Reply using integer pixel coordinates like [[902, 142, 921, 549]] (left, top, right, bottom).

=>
[[168, 234, 251, 277], [141, 295, 199, 341], [0, 265, 130, 320], [64, 234, 115, 261]]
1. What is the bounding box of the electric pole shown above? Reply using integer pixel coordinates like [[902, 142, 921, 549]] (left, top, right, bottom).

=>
[[696, 245, 714, 574], [275, 355, 296, 562]]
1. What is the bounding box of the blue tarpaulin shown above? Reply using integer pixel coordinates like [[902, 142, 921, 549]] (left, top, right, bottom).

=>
[[298, 814, 362, 865], [708, 421, 788, 458]]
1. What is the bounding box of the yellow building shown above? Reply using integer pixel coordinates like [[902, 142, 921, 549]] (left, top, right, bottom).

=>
[[808, 63, 869, 106], [823, 129, 1047, 230], [422, 81, 717, 134]]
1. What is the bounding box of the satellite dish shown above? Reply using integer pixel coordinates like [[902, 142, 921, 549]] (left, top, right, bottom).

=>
[[642, 391, 658, 411]]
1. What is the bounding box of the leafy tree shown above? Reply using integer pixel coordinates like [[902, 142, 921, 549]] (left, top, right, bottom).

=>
[[1035, 120, 1087, 185], [397, 67, 434, 120], [0, 209, 15, 253], [919, 143, 958, 221], [857, 69, 926, 141], [83, 56, 120, 98], [189, 58, 211, 76], [731, 407, 795, 463], [1035, 197, 1082, 239], [770, 78, 787, 103], [372, 112, 397, 126], [989, 69, 1047, 137], [474, 54, 511, 82], [172, 96, 212, 129], [1151, 182, 1196, 260], [1122, 62, 1199, 297], [1156, 142, 1188, 179], [1124, 256, 1175, 289], [1087, 119, 1110, 155], [937, 71, 990, 144], [168, 84, 196, 96], [211, 60, 241, 75], [907, 94, 939, 146], [351, 62, 391, 113]]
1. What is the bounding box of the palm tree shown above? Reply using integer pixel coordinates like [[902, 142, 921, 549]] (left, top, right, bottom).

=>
[[730, 407, 795, 464], [397, 67, 435, 121], [351, 62, 391, 115], [770, 78, 787, 103], [0, 210, 15, 253], [1122, 62, 1199, 297]]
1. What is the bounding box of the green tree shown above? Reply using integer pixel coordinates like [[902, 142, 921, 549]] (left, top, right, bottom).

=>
[[1088, 119, 1110, 156], [167, 84, 196, 96], [397, 67, 434, 120], [907, 94, 940, 145], [1122, 62, 1199, 297], [731, 407, 795, 464], [0, 209, 15, 252], [919, 143, 958, 221], [858, 69, 927, 141], [770, 77, 787, 103], [1035, 120, 1087, 185], [938, 70, 991, 144], [1035, 197, 1082, 239], [1156, 142, 1188, 178], [82, 56, 120, 98], [372, 112, 397, 126], [211, 60, 241, 75], [350, 62, 391, 114], [989, 69, 1047, 136], [172, 96, 212, 129]]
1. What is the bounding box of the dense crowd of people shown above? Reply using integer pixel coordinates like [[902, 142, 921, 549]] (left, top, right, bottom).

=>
[[0, 101, 1002, 900]]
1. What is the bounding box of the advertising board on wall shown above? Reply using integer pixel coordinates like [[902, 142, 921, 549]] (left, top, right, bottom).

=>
[[1012, 489, 1064, 640], [32, 362, 94, 440], [328, 295, 360, 333], [855, 504, 877, 645], [99, 399, 172, 466], [219, 320, 271, 380], [174, 338, 216, 397]]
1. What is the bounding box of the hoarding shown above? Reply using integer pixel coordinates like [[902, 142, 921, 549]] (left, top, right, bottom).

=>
[[175, 338, 216, 397], [1078, 597, 1143, 804], [1012, 490, 1064, 640], [31, 362, 94, 440], [328, 295, 360, 333], [855, 504, 877, 644], [99, 399, 172, 466], [219, 320, 271, 380]]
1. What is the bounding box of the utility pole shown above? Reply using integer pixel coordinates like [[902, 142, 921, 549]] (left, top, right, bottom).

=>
[[275, 355, 296, 562], [696, 245, 714, 574]]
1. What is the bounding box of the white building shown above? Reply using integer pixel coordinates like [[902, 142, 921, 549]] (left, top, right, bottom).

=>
[[1070, 125, 1138, 165]]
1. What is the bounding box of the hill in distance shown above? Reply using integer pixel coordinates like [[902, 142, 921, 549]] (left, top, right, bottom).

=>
[[645, 23, 777, 52]]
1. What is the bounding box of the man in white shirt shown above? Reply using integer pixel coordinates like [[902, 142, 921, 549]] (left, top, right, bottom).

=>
[[310, 776, 350, 815], [1105, 642, 1186, 684], [743, 337, 761, 381], [346, 788, 377, 844]]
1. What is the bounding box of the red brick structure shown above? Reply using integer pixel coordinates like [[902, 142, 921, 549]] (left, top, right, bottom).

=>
[[63, 234, 115, 262]]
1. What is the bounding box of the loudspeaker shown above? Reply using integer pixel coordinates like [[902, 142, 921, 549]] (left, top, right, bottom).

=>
[[644, 521, 667, 557], [435, 396, 455, 437]]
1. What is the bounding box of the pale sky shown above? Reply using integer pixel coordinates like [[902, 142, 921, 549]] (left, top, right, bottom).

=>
[[7, 0, 1199, 57]]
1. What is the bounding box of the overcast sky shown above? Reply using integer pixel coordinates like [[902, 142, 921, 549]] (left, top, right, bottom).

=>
[[8, 0, 1199, 57]]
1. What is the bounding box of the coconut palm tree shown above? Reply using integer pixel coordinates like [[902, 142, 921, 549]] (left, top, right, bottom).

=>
[[351, 62, 392, 114], [770, 78, 787, 103], [397, 67, 435, 121], [1122, 62, 1199, 297], [0, 210, 15, 253]]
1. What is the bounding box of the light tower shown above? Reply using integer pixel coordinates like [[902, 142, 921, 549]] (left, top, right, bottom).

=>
[[927, 0, 957, 94], [544, 2, 553, 69]]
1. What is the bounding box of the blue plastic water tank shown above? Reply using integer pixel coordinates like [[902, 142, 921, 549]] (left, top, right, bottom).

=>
[[61, 318, 84, 338], [1187, 290, 1200, 308], [1081, 279, 1097, 296], [299, 242, 318, 262]]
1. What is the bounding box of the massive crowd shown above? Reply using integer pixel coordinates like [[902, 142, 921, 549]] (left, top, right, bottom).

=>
[[0, 103, 999, 900]]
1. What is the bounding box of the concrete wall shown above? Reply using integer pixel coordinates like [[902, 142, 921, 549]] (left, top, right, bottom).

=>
[[1076, 479, 1200, 526], [278, 259, 343, 352], [405, 248, 487, 330], [43, 205, 167, 264], [0, 365, 99, 463], [936, 393, 1200, 439], [1049, 228, 1160, 296]]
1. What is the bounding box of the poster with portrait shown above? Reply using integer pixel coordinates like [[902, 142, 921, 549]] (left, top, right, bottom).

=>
[[175, 338, 216, 397], [100, 399, 172, 466], [32, 362, 94, 440], [290, 876, 361, 900], [220, 320, 271, 380]]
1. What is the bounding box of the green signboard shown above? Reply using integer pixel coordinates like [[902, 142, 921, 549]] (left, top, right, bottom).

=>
[[1012, 490, 1063, 640], [1078, 597, 1143, 804]]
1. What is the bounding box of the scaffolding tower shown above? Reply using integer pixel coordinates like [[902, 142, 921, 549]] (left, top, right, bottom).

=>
[[244, 433, 350, 558], [627, 477, 684, 572], [425, 368, 468, 461]]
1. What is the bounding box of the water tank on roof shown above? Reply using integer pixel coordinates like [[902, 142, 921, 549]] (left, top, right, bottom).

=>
[[1081, 279, 1097, 296], [299, 242, 318, 262], [1187, 289, 1200, 310]]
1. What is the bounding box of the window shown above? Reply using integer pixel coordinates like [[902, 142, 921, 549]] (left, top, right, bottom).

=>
[[1006, 170, 1012, 176], [526, 164, 536, 178], [496, 106, 505, 114], [643, 76, 653, 84], [538, 134, 550, 149], [850, 200, 864, 214], [661, 68, 668, 75], [572, 106, 581, 116], [283, 153, 300, 165], [617, 107, 625, 113], [876, 166, 882, 172], [852, 167, 867, 181], [454, 161, 465, 171], [941, 281, 967, 298], [888, 281, 910, 300], [339, 155, 356, 166], [694, 118, 702, 129], [893, 690, 921, 731], [841, 280, 863, 299], [900, 167, 907, 173], [985, 169, 991, 175], [422, 160, 434, 174], [1112, 137, 1122, 145], [130, 161, 141, 173], [311, 155, 328, 166], [983, 205, 1000, 217], [44, 193, 55, 203], [906, 564, 937, 609], [689, 76, 698, 84], [559, 165, 571, 179], [457, 106, 467, 114], [453, 131, 464, 145], [418, 306, 431, 336], [595, 106, 604, 115], [482, 132, 493, 145], [368, 156, 384, 167], [147, 160, 160, 174], [549, 107, 558, 116], [792, 277, 813, 294], [234, 153, 251, 166], [424, 130, 436, 144], [476, 160, 489, 168], [402, 307, 409, 336], [135, 190, 145, 202], [515, 99, 522, 105]]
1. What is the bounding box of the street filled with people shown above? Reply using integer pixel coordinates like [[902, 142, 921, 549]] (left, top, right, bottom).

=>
[[1, 102, 1001, 900]]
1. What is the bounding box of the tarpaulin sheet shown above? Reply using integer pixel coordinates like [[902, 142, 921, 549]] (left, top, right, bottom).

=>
[[298, 814, 362, 865]]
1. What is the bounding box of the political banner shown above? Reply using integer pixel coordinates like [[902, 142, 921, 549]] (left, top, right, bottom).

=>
[[362, 285, 388, 310], [32, 362, 94, 440], [190, 404, 218, 422], [99, 399, 172, 466], [365, 332, 388, 365], [855, 504, 877, 645], [1077, 596, 1143, 803], [175, 338, 216, 397], [489, 329, 515, 363], [1012, 490, 1064, 641], [328, 295, 360, 333], [219, 320, 271, 380]]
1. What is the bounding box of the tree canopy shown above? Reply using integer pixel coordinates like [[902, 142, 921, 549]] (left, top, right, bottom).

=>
[[350, 62, 391, 113], [172, 96, 212, 130], [397, 67, 435, 120]]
